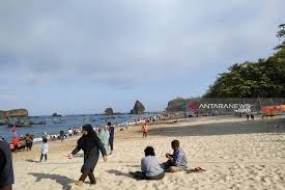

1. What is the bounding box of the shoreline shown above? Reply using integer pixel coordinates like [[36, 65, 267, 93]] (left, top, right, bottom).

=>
[[14, 114, 284, 149]]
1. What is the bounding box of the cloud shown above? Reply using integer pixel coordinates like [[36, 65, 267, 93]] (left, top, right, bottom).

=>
[[0, 94, 18, 101], [0, 0, 284, 114]]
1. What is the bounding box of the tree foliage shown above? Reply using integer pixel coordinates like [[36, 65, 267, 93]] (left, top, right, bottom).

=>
[[166, 97, 201, 112], [204, 24, 285, 98]]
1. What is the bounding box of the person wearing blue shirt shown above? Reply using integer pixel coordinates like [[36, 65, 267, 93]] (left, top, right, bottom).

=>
[[162, 139, 188, 172]]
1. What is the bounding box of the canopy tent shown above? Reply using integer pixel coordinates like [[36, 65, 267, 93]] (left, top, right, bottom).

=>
[[261, 105, 285, 115]]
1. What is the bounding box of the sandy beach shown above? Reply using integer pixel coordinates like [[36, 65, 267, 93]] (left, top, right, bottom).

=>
[[12, 116, 285, 190]]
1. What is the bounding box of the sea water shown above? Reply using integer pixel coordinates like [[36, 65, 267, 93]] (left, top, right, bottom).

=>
[[0, 113, 155, 142]]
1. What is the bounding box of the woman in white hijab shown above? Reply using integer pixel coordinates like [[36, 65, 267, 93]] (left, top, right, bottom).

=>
[[98, 125, 110, 155]]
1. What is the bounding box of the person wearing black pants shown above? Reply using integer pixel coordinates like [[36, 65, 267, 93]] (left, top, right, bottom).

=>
[[39, 154, 47, 162], [68, 124, 108, 186], [108, 122, 115, 154]]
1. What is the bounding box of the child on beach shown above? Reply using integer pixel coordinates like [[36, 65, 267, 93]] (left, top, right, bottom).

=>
[[161, 139, 188, 172], [141, 122, 148, 138], [129, 146, 165, 180], [39, 138, 49, 162]]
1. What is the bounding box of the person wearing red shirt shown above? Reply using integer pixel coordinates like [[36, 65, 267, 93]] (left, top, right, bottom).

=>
[[11, 138, 19, 152]]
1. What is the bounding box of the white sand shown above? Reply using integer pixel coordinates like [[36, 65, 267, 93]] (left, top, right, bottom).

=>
[[12, 116, 285, 190]]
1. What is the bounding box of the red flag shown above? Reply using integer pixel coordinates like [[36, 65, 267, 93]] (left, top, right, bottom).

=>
[[12, 125, 17, 133]]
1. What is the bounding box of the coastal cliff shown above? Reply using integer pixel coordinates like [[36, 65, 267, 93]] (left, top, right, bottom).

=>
[[166, 97, 188, 112], [0, 109, 29, 118]]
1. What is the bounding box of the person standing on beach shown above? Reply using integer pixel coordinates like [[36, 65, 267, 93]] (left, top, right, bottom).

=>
[[68, 124, 108, 186], [68, 128, 73, 136], [25, 134, 32, 151], [38, 138, 49, 162], [141, 122, 148, 138], [98, 125, 110, 155], [30, 135, 34, 151], [59, 130, 65, 142], [108, 122, 115, 154], [0, 138, 14, 190]]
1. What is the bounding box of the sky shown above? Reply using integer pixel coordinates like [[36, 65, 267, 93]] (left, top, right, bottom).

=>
[[0, 0, 284, 115]]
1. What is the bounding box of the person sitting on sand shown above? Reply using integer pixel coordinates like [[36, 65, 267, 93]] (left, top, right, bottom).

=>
[[161, 139, 188, 172], [129, 146, 165, 180]]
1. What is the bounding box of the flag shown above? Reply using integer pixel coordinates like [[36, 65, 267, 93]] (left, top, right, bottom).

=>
[[12, 125, 17, 133]]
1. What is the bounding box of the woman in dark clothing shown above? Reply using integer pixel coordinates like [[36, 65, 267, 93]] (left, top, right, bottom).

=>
[[108, 122, 115, 154], [68, 124, 108, 186], [0, 138, 14, 190]]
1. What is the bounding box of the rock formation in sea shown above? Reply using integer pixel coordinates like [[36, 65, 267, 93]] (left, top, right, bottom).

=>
[[105, 107, 114, 115], [0, 109, 29, 118], [52, 113, 62, 117], [0, 109, 30, 127], [130, 100, 145, 114]]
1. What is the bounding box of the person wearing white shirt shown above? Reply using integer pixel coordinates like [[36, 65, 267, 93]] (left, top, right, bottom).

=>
[[68, 129, 73, 136], [39, 138, 49, 162]]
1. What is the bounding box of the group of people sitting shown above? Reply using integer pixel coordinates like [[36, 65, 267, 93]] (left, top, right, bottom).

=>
[[10, 134, 34, 152], [130, 139, 205, 180], [68, 127, 81, 136]]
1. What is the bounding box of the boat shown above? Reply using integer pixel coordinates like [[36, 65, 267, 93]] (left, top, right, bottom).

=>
[[52, 117, 65, 124], [0, 118, 6, 126], [30, 121, 47, 125], [7, 117, 31, 127]]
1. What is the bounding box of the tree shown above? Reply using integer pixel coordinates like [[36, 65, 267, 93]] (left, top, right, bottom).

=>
[[204, 23, 285, 98]]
